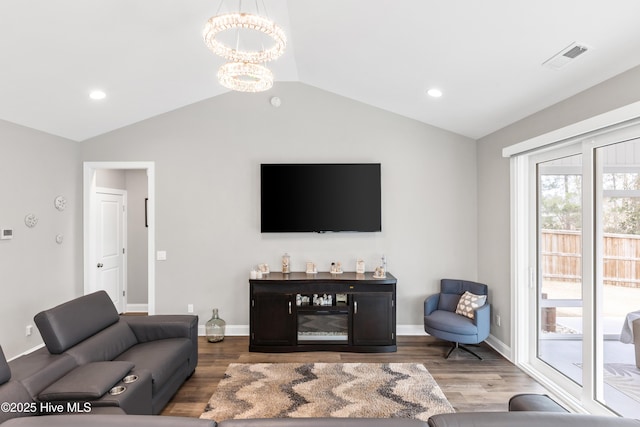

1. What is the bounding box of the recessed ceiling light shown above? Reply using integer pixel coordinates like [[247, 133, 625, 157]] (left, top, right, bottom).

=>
[[89, 90, 106, 100], [427, 88, 443, 98]]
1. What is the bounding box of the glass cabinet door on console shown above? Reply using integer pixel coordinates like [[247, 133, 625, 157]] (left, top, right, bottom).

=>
[[351, 292, 395, 346], [250, 293, 296, 346]]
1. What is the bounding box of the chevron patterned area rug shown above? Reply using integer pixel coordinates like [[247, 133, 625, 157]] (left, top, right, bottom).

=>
[[199, 363, 454, 422]]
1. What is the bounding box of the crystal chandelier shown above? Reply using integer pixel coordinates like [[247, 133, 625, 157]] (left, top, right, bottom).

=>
[[217, 62, 273, 92], [203, 2, 286, 93]]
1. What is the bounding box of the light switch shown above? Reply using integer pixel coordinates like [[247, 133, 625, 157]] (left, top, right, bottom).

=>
[[157, 250, 167, 261]]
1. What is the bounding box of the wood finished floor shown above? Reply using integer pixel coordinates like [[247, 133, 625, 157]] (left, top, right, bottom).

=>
[[161, 336, 548, 418]]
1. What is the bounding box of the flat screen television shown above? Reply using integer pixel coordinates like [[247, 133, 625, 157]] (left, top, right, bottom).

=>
[[261, 163, 381, 233]]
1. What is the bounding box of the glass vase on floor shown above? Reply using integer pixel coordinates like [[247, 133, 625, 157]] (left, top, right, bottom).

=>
[[205, 308, 226, 343]]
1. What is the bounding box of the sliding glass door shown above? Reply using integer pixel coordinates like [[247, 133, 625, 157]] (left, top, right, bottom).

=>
[[521, 131, 640, 417], [595, 140, 640, 417]]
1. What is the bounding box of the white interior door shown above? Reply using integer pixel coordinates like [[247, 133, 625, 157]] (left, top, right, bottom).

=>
[[84, 162, 155, 315], [96, 191, 126, 313]]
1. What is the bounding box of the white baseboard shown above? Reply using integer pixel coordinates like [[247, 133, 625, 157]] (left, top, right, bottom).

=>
[[198, 324, 249, 337], [485, 334, 512, 361], [15, 326, 511, 363], [126, 304, 148, 313], [194, 324, 512, 362], [8, 343, 45, 361], [396, 324, 425, 335]]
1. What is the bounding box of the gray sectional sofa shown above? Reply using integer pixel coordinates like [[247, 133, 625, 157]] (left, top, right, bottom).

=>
[[3, 416, 215, 427], [426, 393, 640, 426], [212, 395, 639, 427], [1, 290, 204, 425]]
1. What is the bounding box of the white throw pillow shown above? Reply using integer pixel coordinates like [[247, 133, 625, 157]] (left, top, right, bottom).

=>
[[455, 291, 487, 319]]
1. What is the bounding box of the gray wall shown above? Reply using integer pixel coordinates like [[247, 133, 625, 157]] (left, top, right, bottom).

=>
[[0, 120, 80, 358], [125, 170, 148, 305], [80, 82, 478, 328], [96, 169, 126, 189], [477, 64, 640, 348]]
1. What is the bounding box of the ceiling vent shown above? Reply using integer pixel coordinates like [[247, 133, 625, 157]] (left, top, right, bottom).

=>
[[543, 42, 591, 70]]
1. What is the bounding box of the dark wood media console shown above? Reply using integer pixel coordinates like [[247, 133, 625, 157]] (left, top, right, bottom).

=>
[[249, 272, 397, 352]]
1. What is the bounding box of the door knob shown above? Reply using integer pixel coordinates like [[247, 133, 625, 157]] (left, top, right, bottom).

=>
[[97, 263, 104, 268]]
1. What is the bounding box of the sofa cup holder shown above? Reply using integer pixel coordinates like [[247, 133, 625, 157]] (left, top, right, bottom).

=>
[[123, 374, 138, 384], [109, 385, 126, 396]]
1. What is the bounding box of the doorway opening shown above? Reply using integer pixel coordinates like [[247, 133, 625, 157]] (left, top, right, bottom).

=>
[[83, 162, 156, 315]]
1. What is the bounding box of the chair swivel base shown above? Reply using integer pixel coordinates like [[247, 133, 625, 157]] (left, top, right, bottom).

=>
[[445, 342, 483, 360]]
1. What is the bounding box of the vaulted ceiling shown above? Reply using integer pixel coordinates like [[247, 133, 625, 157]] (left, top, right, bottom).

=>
[[2, 1, 640, 142]]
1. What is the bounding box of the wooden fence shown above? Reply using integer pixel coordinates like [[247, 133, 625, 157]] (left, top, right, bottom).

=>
[[541, 229, 640, 287]]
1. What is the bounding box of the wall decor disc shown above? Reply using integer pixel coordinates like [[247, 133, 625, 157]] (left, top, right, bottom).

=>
[[24, 213, 38, 228], [54, 195, 67, 211]]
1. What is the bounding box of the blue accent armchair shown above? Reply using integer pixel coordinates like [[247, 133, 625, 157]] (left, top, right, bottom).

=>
[[424, 279, 491, 359]]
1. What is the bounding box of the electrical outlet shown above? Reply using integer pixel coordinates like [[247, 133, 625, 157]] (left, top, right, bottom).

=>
[[187, 304, 194, 313], [495, 314, 501, 327], [25, 325, 33, 336]]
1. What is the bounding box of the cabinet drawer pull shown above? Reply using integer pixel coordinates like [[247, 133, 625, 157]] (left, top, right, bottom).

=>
[[354, 301, 358, 314], [288, 301, 292, 314]]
